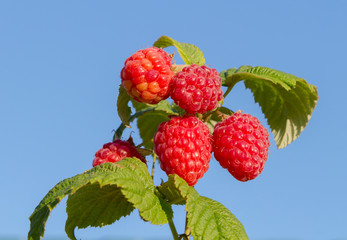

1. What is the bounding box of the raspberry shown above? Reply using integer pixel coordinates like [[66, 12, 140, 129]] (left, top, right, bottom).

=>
[[154, 116, 212, 186], [92, 140, 146, 167], [212, 112, 270, 181], [121, 47, 174, 104], [170, 64, 223, 114]]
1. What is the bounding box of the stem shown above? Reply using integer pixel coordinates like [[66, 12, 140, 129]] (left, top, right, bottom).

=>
[[151, 153, 157, 180], [113, 108, 156, 140], [223, 80, 239, 99], [196, 113, 203, 121], [223, 86, 232, 99], [184, 211, 191, 239], [168, 217, 180, 240], [136, 142, 145, 148]]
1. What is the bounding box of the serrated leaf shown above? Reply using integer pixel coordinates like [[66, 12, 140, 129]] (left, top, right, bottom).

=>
[[211, 107, 234, 121], [153, 36, 205, 66], [158, 175, 248, 239], [28, 158, 172, 240], [65, 183, 134, 239], [205, 119, 218, 135], [111, 158, 173, 226], [136, 147, 153, 156], [117, 85, 132, 127], [157, 174, 195, 205], [204, 107, 234, 134], [154, 100, 177, 115], [219, 68, 237, 82], [131, 99, 153, 112], [187, 196, 248, 240], [115, 100, 178, 140], [137, 112, 170, 149], [221, 66, 318, 148], [28, 173, 93, 240], [171, 102, 186, 115]]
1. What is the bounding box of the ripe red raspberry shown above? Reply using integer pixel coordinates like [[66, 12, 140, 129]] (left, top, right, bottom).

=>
[[92, 140, 146, 167], [154, 116, 212, 186], [170, 64, 223, 114], [120, 47, 174, 104], [212, 112, 270, 181]]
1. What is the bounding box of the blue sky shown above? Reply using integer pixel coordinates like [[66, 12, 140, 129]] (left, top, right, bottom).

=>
[[1, 1, 346, 239]]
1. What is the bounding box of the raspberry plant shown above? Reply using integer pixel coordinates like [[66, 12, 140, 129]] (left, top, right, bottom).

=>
[[28, 36, 318, 240]]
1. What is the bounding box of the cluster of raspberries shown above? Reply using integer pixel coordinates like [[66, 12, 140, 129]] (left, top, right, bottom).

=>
[[93, 47, 270, 186]]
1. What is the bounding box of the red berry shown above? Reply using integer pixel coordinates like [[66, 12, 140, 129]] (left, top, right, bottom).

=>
[[92, 140, 146, 167], [154, 116, 212, 186], [121, 47, 174, 104], [170, 64, 223, 114], [212, 112, 270, 181]]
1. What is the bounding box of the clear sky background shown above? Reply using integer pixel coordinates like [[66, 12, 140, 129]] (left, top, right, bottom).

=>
[[1, 1, 346, 240]]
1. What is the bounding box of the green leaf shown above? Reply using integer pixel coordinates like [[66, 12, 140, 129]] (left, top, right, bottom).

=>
[[158, 175, 248, 240], [65, 183, 134, 239], [205, 120, 217, 135], [171, 102, 186, 115], [187, 196, 249, 240], [28, 158, 172, 240], [115, 99, 179, 142], [221, 66, 318, 148], [157, 174, 195, 205], [137, 111, 170, 149], [111, 158, 173, 226], [117, 85, 132, 128], [219, 67, 237, 82], [135, 147, 153, 156], [154, 100, 177, 115], [28, 173, 92, 240], [153, 36, 205, 66], [204, 107, 234, 134], [131, 99, 153, 112], [115, 100, 179, 140]]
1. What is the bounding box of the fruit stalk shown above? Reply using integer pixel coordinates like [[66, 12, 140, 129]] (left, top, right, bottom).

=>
[[168, 217, 180, 240], [151, 153, 157, 179]]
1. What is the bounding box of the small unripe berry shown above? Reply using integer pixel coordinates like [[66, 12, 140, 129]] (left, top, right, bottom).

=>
[[121, 47, 174, 104]]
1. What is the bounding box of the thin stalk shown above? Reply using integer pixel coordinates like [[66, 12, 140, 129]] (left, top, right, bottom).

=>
[[151, 153, 157, 180], [113, 108, 156, 140], [184, 211, 191, 239], [223, 86, 232, 99], [168, 217, 180, 240], [223, 80, 239, 99], [196, 113, 203, 121], [136, 142, 145, 148]]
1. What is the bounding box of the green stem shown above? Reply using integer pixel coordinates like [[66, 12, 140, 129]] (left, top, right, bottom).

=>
[[136, 142, 145, 148], [223, 80, 239, 99], [223, 86, 232, 99], [168, 217, 180, 240], [196, 113, 204, 121], [113, 108, 156, 140], [184, 211, 191, 239], [151, 153, 157, 180]]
